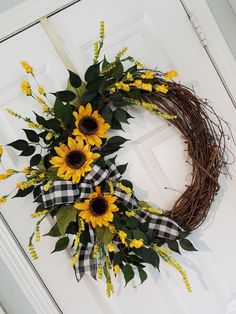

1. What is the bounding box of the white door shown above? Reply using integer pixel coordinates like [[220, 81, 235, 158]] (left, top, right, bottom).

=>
[[1, 1, 236, 313]]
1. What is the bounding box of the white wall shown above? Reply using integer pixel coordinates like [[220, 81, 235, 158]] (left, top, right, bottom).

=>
[[206, 0, 236, 59]]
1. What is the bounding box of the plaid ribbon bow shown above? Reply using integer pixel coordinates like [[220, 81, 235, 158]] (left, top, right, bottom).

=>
[[41, 160, 182, 280]]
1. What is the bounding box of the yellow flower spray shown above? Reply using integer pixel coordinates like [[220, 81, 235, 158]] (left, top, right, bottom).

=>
[[153, 244, 192, 292]]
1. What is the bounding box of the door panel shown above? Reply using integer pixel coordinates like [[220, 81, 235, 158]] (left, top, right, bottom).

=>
[[0, 0, 236, 313]]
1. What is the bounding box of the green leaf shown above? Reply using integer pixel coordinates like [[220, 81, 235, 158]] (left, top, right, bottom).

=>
[[54, 98, 65, 120], [122, 264, 134, 286], [13, 186, 34, 198], [178, 231, 190, 239], [124, 217, 140, 229], [56, 205, 77, 235], [114, 108, 132, 124], [138, 267, 147, 284], [44, 224, 61, 237], [179, 239, 197, 251], [106, 136, 128, 147], [117, 163, 128, 175], [81, 90, 97, 103], [54, 90, 76, 102], [95, 226, 114, 245], [51, 237, 70, 253], [23, 129, 39, 143], [101, 106, 113, 124], [112, 62, 124, 79], [113, 251, 123, 265], [110, 116, 124, 130], [120, 179, 133, 189], [135, 247, 160, 269], [86, 77, 104, 93], [7, 140, 28, 151], [19, 146, 36, 156], [84, 63, 100, 83], [67, 81, 86, 106], [167, 240, 181, 254], [30, 154, 42, 167], [102, 56, 110, 69], [34, 113, 47, 127], [68, 70, 82, 88]]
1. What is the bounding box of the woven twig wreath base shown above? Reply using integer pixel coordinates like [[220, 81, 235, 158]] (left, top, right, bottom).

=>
[[140, 71, 232, 231]]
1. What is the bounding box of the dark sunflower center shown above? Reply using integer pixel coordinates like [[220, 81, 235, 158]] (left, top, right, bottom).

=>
[[89, 197, 108, 216], [65, 150, 86, 169], [79, 116, 98, 135]]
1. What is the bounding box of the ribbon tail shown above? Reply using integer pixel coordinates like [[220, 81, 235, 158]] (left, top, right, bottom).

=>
[[135, 210, 182, 240]]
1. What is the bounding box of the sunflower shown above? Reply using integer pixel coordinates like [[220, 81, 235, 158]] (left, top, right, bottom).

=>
[[50, 137, 100, 184], [72, 103, 110, 147], [74, 186, 118, 228]]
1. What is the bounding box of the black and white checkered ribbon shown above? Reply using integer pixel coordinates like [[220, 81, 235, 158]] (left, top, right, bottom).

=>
[[75, 226, 97, 281], [41, 160, 182, 280], [41, 160, 121, 208]]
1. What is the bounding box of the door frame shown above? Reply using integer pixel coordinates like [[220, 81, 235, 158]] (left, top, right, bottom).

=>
[[0, 0, 236, 311], [0, 0, 80, 41], [0, 213, 62, 314]]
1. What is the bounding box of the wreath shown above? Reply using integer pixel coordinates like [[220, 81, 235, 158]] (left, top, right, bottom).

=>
[[0, 21, 229, 296]]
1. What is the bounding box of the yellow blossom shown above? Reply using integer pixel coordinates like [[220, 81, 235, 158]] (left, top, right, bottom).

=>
[[0, 197, 7, 203], [118, 230, 128, 246], [20, 61, 33, 73], [141, 71, 155, 79], [21, 80, 31, 95], [92, 243, 99, 258], [100, 20, 105, 40], [6, 169, 14, 175], [165, 70, 178, 81], [22, 167, 30, 174], [115, 82, 130, 92], [30, 170, 36, 176], [42, 105, 49, 112], [43, 180, 52, 192], [38, 173, 45, 179], [155, 84, 168, 94], [126, 72, 133, 81], [117, 182, 132, 196], [153, 244, 192, 292], [113, 264, 120, 275], [36, 97, 45, 104], [74, 233, 80, 250], [97, 264, 103, 279], [0, 145, 3, 157], [125, 210, 135, 217], [109, 87, 116, 94], [31, 210, 48, 218], [132, 80, 143, 88], [108, 224, 116, 233], [35, 227, 40, 242], [28, 244, 38, 260], [141, 83, 152, 92], [38, 86, 45, 95], [107, 243, 116, 252], [6, 108, 19, 117], [28, 122, 43, 129], [71, 253, 79, 267], [133, 60, 145, 69], [45, 132, 53, 141], [0, 174, 7, 180], [130, 239, 144, 249], [93, 41, 99, 63], [116, 47, 128, 60], [17, 179, 37, 190]]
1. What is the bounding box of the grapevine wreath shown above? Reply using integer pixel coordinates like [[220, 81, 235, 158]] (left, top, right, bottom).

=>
[[0, 22, 231, 296]]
